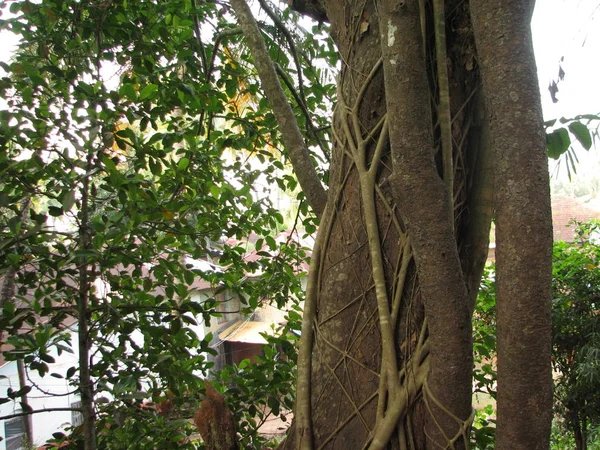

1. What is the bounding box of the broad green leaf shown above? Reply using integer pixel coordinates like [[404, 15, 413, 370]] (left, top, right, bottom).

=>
[[265, 236, 277, 250], [546, 127, 571, 159], [61, 190, 76, 211], [568, 121, 592, 150], [139, 84, 159, 100], [48, 206, 63, 217], [177, 157, 190, 170], [183, 270, 195, 285], [209, 184, 220, 198]]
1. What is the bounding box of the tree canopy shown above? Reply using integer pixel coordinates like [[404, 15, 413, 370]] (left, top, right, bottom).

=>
[[0, 1, 329, 447]]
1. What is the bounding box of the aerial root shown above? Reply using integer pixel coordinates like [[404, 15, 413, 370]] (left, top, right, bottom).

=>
[[423, 380, 475, 450]]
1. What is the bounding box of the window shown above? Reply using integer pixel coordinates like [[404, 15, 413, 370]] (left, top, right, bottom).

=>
[[4, 417, 25, 450], [71, 401, 83, 427], [216, 292, 240, 324]]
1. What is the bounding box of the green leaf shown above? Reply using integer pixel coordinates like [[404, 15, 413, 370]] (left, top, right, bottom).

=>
[[48, 206, 64, 217], [568, 121, 592, 150], [225, 79, 237, 99], [184, 270, 195, 285], [139, 84, 159, 100], [39, 352, 55, 364], [177, 157, 190, 170], [9, 2, 21, 13], [546, 128, 571, 159], [267, 395, 280, 415], [119, 83, 137, 101], [265, 236, 277, 250], [149, 157, 163, 175], [171, 318, 182, 334], [0, 192, 10, 207], [208, 184, 221, 200], [11, 385, 32, 398]]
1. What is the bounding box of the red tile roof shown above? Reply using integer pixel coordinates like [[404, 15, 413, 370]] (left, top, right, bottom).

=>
[[552, 195, 600, 242]]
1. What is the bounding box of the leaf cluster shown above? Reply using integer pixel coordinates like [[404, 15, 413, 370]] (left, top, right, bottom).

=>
[[0, 0, 335, 446], [552, 220, 600, 436], [545, 114, 600, 179]]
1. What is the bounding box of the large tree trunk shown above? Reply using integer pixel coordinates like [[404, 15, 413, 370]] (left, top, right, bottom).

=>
[[234, 0, 550, 448], [471, 2, 554, 449], [283, 1, 487, 449]]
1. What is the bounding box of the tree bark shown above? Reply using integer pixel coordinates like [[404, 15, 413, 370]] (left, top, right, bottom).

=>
[[271, 0, 547, 448], [471, 1, 554, 449], [281, 0, 483, 448], [378, 1, 473, 447], [78, 153, 97, 450], [568, 407, 585, 450], [1, 199, 34, 446]]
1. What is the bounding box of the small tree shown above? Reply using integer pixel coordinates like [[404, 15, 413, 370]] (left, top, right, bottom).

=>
[[0, 2, 313, 448]]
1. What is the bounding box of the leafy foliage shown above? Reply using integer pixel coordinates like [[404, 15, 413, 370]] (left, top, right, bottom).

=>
[[545, 114, 600, 179], [552, 220, 600, 449], [471, 266, 497, 449], [217, 325, 299, 449], [0, 0, 335, 447]]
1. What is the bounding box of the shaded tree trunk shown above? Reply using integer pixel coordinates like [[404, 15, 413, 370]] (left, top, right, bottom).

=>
[[1, 199, 34, 446], [78, 153, 97, 450]]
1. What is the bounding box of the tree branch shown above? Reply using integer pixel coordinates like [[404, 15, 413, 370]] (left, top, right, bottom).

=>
[[229, 0, 327, 219], [207, 28, 243, 82], [0, 407, 81, 421], [257, 0, 306, 102], [192, 0, 208, 77], [274, 63, 330, 162]]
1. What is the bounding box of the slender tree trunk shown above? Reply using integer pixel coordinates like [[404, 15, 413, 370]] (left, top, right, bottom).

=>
[[78, 153, 97, 450], [574, 421, 584, 450], [16, 359, 33, 445], [571, 408, 585, 450], [582, 417, 588, 450], [471, 1, 554, 449], [230, 0, 327, 219]]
